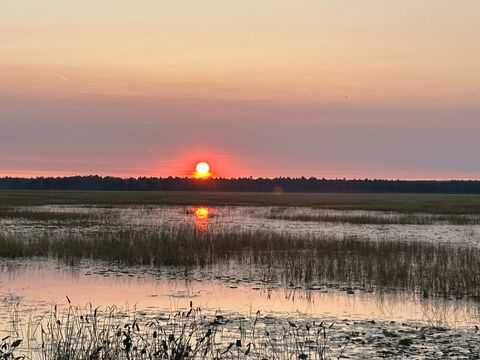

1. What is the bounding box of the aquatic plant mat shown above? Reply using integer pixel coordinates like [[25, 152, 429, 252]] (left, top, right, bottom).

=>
[[3, 303, 480, 359]]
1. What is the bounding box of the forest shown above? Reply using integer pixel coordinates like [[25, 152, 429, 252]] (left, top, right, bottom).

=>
[[1, 176, 480, 193]]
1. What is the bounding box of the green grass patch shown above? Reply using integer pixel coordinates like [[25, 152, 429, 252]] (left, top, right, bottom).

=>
[[2, 191, 480, 214]]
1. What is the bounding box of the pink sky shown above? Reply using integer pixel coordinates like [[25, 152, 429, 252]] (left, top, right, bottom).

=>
[[1, 1, 479, 179]]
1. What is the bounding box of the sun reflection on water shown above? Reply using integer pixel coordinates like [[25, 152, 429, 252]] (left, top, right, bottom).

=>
[[194, 207, 210, 230]]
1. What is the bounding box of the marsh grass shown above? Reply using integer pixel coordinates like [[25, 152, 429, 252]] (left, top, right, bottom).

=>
[[0, 207, 99, 223], [2, 204, 478, 226], [1, 226, 479, 300], [8, 303, 343, 360], [265, 210, 480, 225], [3, 191, 480, 214]]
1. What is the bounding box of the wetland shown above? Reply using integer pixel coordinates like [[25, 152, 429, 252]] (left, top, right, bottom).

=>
[[1, 192, 480, 359]]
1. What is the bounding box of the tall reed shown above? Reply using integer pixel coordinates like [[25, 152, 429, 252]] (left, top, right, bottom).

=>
[[8, 303, 343, 360]]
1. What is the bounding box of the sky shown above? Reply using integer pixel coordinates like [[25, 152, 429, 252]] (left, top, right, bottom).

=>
[[1, 0, 479, 179]]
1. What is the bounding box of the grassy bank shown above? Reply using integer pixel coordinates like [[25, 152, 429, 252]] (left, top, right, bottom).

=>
[[2, 191, 480, 213]]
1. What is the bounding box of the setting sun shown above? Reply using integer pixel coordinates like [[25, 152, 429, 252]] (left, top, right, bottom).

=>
[[195, 162, 210, 178]]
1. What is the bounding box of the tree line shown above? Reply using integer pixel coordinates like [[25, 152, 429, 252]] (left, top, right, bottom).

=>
[[1, 176, 480, 193]]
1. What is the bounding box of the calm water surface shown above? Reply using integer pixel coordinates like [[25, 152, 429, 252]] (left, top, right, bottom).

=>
[[1, 205, 480, 337]]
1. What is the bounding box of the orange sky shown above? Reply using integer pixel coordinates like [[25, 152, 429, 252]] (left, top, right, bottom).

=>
[[1, 1, 479, 179]]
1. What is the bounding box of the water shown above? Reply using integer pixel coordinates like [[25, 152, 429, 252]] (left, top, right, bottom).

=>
[[1, 205, 480, 342], [1, 259, 478, 333]]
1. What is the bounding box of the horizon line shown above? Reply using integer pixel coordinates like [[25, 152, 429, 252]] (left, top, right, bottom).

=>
[[1, 175, 480, 182]]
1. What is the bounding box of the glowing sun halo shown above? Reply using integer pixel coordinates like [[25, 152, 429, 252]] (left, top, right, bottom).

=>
[[195, 162, 210, 178]]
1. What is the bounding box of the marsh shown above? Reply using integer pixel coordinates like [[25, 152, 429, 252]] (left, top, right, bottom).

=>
[[1, 192, 480, 358]]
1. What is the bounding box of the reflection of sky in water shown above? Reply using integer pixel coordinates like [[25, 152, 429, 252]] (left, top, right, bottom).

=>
[[1, 259, 479, 333], [1, 205, 480, 247]]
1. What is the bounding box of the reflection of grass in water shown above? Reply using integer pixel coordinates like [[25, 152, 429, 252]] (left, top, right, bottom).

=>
[[266, 210, 480, 225], [8, 303, 343, 360], [1, 226, 480, 300]]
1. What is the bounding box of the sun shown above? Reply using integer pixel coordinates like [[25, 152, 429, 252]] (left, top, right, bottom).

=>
[[195, 162, 210, 179]]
